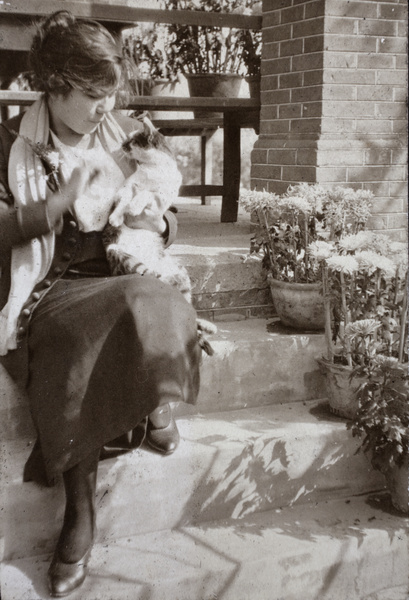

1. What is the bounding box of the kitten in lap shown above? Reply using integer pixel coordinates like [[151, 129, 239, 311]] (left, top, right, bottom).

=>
[[103, 117, 192, 302], [103, 116, 217, 353]]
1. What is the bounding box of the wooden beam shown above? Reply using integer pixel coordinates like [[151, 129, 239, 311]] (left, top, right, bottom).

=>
[[0, 2, 262, 30], [153, 119, 223, 134], [126, 95, 259, 112], [0, 91, 260, 114], [179, 185, 223, 197], [0, 91, 40, 105], [0, 17, 35, 52]]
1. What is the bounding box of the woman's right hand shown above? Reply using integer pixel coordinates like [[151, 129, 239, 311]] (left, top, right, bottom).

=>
[[47, 165, 101, 226]]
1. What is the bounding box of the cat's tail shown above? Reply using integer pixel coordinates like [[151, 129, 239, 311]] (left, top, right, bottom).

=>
[[196, 318, 218, 356]]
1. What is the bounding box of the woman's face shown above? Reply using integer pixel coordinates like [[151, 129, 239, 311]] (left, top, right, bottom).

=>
[[48, 88, 117, 143]]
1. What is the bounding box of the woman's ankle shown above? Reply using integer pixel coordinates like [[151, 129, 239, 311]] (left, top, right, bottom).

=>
[[57, 504, 95, 563], [58, 452, 99, 563], [148, 403, 172, 429]]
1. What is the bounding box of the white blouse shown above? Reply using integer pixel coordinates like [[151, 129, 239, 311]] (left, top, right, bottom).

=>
[[51, 130, 127, 232]]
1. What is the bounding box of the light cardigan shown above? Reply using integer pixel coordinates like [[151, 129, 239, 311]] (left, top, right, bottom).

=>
[[0, 96, 132, 355]]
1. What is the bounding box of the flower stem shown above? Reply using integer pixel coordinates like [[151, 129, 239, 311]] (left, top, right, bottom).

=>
[[398, 278, 408, 363], [323, 266, 333, 361], [340, 271, 352, 367], [258, 207, 275, 271]]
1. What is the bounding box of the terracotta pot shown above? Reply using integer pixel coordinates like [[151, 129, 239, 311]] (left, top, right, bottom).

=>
[[384, 457, 409, 514], [317, 357, 364, 419], [245, 75, 260, 100], [185, 73, 243, 118], [268, 275, 324, 330], [150, 77, 193, 120]]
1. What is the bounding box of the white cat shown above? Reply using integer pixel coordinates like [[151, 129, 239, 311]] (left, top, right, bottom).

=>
[[103, 117, 192, 302], [103, 117, 217, 354]]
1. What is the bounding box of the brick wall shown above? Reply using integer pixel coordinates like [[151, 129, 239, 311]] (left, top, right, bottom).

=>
[[252, 0, 408, 240], [252, 0, 325, 195]]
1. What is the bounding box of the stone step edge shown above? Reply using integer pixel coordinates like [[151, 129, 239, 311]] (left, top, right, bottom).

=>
[[195, 303, 275, 320], [2, 401, 386, 563], [1, 319, 328, 443], [2, 493, 408, 600]]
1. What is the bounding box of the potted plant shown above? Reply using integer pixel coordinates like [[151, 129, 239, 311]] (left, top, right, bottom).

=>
[[239, 184, 374, 330], [316, 231, 408, 419], [122, 24, 179, 94], [348, 354, 408, 513], [121, 24, 193, 119], [162, 0, 260, 116], [235, 3, 262, 98]]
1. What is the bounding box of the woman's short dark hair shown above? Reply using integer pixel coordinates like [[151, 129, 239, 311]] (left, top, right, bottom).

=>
[[29, 10, 124, 97]]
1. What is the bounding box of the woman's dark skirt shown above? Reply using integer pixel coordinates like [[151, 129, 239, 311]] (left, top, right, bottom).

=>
[[24, 273, 201, 486]]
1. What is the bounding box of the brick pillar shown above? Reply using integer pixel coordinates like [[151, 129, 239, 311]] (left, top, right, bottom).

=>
[[252, 0, 408, 240]]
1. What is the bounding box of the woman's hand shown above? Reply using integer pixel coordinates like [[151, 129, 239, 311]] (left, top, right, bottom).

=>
[[124, 207, 166, 234], [123, 190, 167, 234], [47, 165, 101, 226]]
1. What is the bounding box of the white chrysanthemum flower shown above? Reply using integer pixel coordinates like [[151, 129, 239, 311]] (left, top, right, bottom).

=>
[[367, 233, 392, 255], [308, 240, 335, 261], [375, 255, 397, 278], [338, 231, 374, 253], [388, 242, 408, 274], [345, 319, 380, 338], [280, 195, 313, 214], [285, 182, 327, 211], [389, 241, 407, 254], [326, 254, 359, 274], [239, 189, 280, 213], [373, 355, 400, 369], [354, 250, 383, 274], [355, 251, 395, 278]]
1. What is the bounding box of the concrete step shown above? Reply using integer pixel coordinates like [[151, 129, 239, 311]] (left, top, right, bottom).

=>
[[171, 236, 272, 314], [2, 493, 408, 600], [0, 318, 327, 445], [170, 200, 273, 314], [183, 317, 327, 415], [2, 401, 386, 562]]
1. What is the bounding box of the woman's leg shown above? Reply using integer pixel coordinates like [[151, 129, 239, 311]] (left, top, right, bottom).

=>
[[48, 448, 99, 597]]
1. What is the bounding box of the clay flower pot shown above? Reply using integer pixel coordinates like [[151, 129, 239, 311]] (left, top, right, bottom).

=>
[[268, 275, 324, 331], [245, 75, 260, 100], [384, 457, 409, 514], [316, 357, 364, 419], [185, 73, 243, 118]]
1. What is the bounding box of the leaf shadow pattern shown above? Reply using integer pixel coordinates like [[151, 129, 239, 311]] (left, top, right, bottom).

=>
[[177, 412, 382, 536]]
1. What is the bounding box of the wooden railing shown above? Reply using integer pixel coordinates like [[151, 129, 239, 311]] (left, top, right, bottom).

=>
[[0, 1, 262, 51]]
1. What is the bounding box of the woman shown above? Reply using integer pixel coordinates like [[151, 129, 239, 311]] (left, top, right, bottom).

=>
[[0, 11, 201, 597]]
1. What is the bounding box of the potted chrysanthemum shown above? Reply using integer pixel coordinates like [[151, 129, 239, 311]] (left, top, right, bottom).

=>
[[348, 354, 408, 513], [239, 184, 374, 331], [316, 232, 408, 419]]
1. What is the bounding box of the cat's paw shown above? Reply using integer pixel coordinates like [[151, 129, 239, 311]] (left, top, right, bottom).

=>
[[196, 318, 218, 335]]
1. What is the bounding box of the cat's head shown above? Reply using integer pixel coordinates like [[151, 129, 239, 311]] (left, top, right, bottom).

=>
[[122, 117, 172, 162]]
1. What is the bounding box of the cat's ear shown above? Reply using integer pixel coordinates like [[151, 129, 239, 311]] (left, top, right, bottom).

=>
[[135, 111, 156, 138], [142, 115, 156, 142]]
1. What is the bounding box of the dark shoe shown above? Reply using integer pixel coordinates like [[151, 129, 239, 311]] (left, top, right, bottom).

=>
[[48, 544, 93, 598], [147, 406, 180, 455]]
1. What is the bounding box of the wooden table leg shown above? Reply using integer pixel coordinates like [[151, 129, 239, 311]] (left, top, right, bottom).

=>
[[200, 132, 213, 206], [221, 113, 240, 222]]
